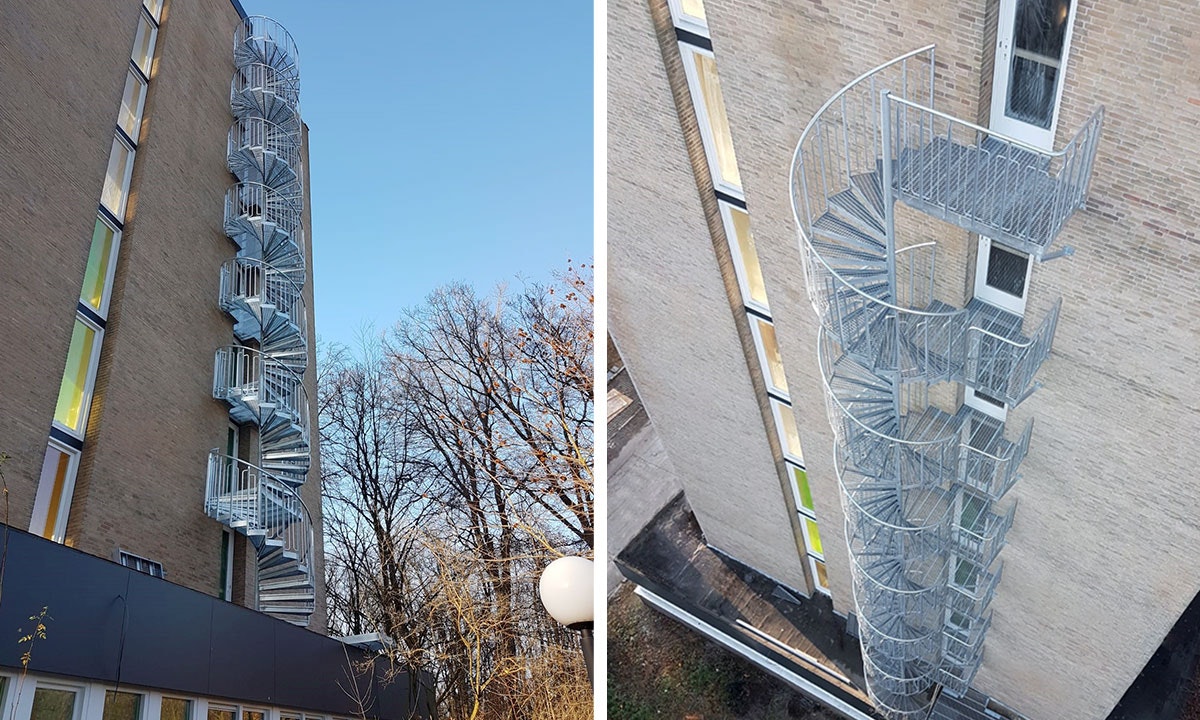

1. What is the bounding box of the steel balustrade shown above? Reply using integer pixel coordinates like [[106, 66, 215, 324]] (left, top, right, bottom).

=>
[[208, 16, 314, 626], [790, 45, 1102, 715]]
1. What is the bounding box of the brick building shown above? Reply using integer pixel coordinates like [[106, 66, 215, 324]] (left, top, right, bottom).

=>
[[0, 1, 429, 719], [610, 0, 1199, 718]]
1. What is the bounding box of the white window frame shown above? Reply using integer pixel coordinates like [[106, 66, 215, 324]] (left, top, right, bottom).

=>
[[719, 202, 769, 313], [117, 68, 149, 143], [99, 687, 145, 720], [29, 441, 81, 543], [800, 515, 824, 561], [770, 398, 804, 464], [52, 314, 105, 440], [100, 132, 137, 219], [119, 550, 165, 579], [142, 0, 164, 23], [666, 0, 709, 36], [748, 315, 789, 401], [808, 555, 830, 596], [678, 43, 743, 199], [84, 214, 123, 319], [220, 529, 234, 602], [787, 462, 816, 520], [130, 10, 158, 77], [15, 679, 86, 720], [973, 237, 1032, 315]]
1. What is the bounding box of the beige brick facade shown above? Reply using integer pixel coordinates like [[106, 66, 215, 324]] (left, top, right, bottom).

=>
[[611, 0, 1200, 717], [0, 0, 325, 633]]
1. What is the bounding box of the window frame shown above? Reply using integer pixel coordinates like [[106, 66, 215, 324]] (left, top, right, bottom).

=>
[[678, 43, 743, 199], [748, 314, 789, 400], [770, 398, 804, 464], [23, 680, 85, 720], [118, 550, 165, 579], [117, 68, 149, 143], [52, 314, 105, 439], [666, 0, 709, 37], [788, 462, 816, 519], [130, 10, 159, 77], [720, 202, 770, 313], [808, 555, 830, 596], [29, 441, 81, 543], [219, 529, 235, 601], [100, 132, 137, 219], [81, 214, 123, 319]]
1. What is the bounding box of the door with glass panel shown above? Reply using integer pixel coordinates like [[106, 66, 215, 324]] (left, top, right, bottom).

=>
[[989, 0, 1077, 149]]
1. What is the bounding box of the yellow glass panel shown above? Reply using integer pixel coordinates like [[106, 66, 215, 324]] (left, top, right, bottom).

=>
[[792, 466, 814, 513], [756, 318, 788, 394], [81, 218, 116, 312], [774, 401, 804, 462], [681, 0, 706, 20], [161, 700, 189, 720], [694, 53, 741, 188], [54, 319, 98, 432], [730, 208, 768, 307], [814, 559, 829, 590], [208, 709, 234, 720], [804, 517, 824, 557], [39, 446, 72, 539]]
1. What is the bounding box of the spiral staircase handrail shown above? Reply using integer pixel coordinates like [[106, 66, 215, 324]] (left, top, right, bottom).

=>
[[220, 255, 307, 309], [224, 181, 303, 237], [235, 15, 300, 76], [205, 450, 313, 569], [819, 327, 962, 449]]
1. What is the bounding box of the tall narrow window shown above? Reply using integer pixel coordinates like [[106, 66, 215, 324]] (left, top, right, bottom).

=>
[[100, 134, 136, 217], [81, 216, 121, 316], [680, 45, 742, 195], [721, 204, 769, 311], [117, 70, 148, 140], [30, 443, 80, 542], [790, 465, 815, 516], [750, 316, 788, 397], [131, 14, 158, 76], [53, 318, 101, 434], [770, 399, 804, 463], [219, 529, 234, 601], [142, 0, 164, 22]]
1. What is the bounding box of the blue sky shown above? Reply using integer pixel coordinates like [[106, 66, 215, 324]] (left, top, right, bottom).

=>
[[242, 2, 594, 347]]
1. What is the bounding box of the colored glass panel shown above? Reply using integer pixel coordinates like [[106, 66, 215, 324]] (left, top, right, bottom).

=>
[[792, 466, 814, 514], [729, 207, 768, 308], [803, 517, 823, 557], [694, 52, 741, 188], [81, 218, 117, 313], [755, 318, 788, 394], [54, 319, 98, 433]]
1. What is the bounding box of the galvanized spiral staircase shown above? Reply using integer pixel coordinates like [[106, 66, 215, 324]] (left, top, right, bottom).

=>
[[789, 46, 1102, 717], [207, 16, 315, 626]]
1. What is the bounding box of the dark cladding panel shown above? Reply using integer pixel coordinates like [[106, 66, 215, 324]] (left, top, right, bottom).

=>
[[209, 601, 277, 701], [0, 532, 127, 679], [120, 570, 214, 691], [273, 623, 374, 715]]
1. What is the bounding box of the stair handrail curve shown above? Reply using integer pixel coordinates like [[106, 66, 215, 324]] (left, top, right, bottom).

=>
[[231, 62, 301, 121], [225, 181, 304, 241], [213, 345, 310, 434], [789, 45, 936, 316], [883, 94, 1104, 251], [205, 450, 313, 579], [227, 116, 302, 173], [218, 256, 308, 338], [234, 16, 300, 78]]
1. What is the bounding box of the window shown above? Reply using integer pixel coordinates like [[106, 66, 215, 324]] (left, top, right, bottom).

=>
[[749, 316, 788, 398], [102, 691, 141, 720], [802, 517, 824, 559], [30, 442, 80, 542], [951, 556, 982, 595], [770, 399, 804, 463], [31, 687, 79, 720], [721, 203, 769, 311], [243, 710, 266, 720], [142, 0, 164, 22], [989, 0, 1077, 148], [809, 556, 830, 595], [117, 70, 148, 141], [131, 13, 157, 76], [667, 0, 708, 35], [53, 317, 102, 436], [219, 529, 234, 601], [789, 464, 815, 516], [160, 699, 190, 720], [974, 238, 1032, 315], [100, 133, 136, 218], [81, 216, 121, 316], [680, 45, 742, 195], [119, 551, 164, 578], [958, 492, 988, 537], [207, 708, 235, 720]]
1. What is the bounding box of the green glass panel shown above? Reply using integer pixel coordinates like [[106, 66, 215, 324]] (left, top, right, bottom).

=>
[[792, 466, 814, 513], [81, 218, 116, 312], [31, 689, 76, 720], [804, 517, 823, 557], [102, 691, 140, 720], [54, 319, 98, 432]]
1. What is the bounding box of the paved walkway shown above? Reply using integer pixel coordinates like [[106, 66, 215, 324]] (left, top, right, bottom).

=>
[[606, 355, 683, 595]]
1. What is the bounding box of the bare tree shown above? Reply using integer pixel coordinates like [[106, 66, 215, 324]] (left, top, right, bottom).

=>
[[319, 265, 594, 720]]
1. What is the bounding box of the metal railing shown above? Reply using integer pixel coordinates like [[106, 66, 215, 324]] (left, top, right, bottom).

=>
[[958, 418, 1032, 501], [231, 62, 301, 127], [953, 501, 1017, 568], [234, 16, 300, 78], [227, 116, 301, 186], [965, 298, 1062, 405], [205, 450, 313, 573], [219, 257, 307, 337], [885, 95, 1103, 253], [213, 345, 310, 436]]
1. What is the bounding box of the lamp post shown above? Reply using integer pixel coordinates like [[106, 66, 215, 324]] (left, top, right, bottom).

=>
[[538, 556, 594, 687]]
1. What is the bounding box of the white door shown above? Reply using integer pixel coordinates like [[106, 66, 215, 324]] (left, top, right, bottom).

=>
[[989, 0, 1078, 150]]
